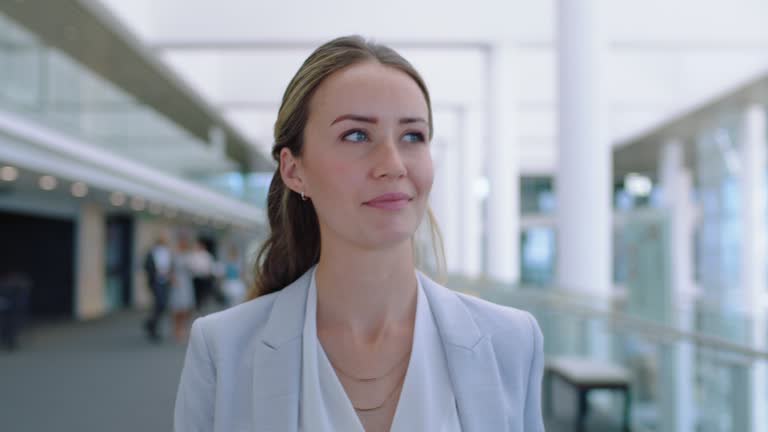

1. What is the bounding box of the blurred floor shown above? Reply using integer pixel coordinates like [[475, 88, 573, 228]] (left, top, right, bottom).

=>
[[0, 311, 186, 432]]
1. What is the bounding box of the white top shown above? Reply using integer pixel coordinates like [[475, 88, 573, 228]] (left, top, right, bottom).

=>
[[169, 253, 195, 311], [300, 268, 462, 432], [152, 246, 172, 277], [186, 249, 213, 276]]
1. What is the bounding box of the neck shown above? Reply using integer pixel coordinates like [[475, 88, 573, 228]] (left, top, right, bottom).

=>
[[315, 239, 418, 341]]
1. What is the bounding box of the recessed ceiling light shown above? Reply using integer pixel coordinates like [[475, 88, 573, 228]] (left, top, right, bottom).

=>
[[0, 166, 19, 182], [39, 175, 57, 191], [625, 173, 653, 197], [71, 182, 88, 198], [110, 192, 126, 207]]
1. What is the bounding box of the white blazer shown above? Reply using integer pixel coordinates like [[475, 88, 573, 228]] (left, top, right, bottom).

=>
[[174, 267, 545, 432]]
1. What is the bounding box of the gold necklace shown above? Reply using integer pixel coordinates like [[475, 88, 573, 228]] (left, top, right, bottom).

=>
[[350, 373, 406, 412], [325, 350, 411, 411], [327, 349, 411, 382]]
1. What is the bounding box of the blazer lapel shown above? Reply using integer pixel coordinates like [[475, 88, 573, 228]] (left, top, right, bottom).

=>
[[420, 272, 508, 432], [250, 268, 508, 431], [252, 269, 313, 432]]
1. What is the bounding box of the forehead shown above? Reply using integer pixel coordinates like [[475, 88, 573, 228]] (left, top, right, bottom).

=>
[[309, 62, 429, 120]]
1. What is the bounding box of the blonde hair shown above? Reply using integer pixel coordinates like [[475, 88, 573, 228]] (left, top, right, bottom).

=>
[[248, 35, 445, 299]]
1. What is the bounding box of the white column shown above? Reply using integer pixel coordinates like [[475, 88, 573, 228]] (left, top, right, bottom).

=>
[[556, 0, 611, 360], [429, 135, 462, 273], [459, 107, 485, 278], [740, 104, 768, 432], [486, 43, 520, 284], [556, 0, 611, 296], [658, 139, 696, 432], [659, 140, 697, 301]]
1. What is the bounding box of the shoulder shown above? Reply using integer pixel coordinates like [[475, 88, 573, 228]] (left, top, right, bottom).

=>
[[418, 272, 541, 348], [453, 290, 540, 342], [191, 291, 280, 356], [448, 289, 544, 390], [194, 268, 314, 354], [421, 274, 542, 366]]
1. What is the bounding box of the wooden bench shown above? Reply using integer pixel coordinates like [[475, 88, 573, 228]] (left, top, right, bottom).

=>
[[545, 356, 632, 432]]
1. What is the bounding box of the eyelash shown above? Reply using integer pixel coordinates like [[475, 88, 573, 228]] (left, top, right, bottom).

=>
[[341, 129, 426, 144]]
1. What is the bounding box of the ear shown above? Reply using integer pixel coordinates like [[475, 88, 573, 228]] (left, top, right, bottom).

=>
[[279, 147, 306, 195]]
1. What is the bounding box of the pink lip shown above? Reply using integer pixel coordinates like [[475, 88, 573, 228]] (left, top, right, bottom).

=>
[[363, 193, 412, 210]]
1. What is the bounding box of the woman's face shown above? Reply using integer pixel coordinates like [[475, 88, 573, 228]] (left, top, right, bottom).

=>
[[282, 61, 433, 252]]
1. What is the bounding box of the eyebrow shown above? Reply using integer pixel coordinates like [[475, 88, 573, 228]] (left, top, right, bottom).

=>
[[330, 114, 428, 126]]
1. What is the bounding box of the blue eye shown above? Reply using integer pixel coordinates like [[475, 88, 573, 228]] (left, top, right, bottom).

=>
[[343, 130, 368, 142], [403, 132, 426, 143]]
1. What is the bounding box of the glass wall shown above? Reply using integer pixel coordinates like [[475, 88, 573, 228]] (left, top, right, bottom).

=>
[[520, 176, 556, 285], [0, 12, 269, 207], [694, 116, 751, 344]]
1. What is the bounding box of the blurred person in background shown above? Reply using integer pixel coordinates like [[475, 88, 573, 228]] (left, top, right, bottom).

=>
[[220, 245, 246, 307], [143, 235, 172, 342], [169, 237, 195, 343], [174, 36, 544, 432], [187, 237, 215, 312]]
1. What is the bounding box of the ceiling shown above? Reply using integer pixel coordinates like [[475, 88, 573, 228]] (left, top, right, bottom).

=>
[[92, 0, 768, 178], [2, 0, 766, 182]]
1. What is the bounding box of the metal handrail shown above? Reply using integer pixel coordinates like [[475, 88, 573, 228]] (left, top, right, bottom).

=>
[[446, 279, 768, 363]]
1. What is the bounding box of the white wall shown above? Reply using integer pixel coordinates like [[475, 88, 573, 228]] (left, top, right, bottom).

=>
[[75, 202, 107, 319]]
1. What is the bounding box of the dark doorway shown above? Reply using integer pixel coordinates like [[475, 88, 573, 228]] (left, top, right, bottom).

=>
[[0, 211, 75, 318], [106, 215, 134, 310]]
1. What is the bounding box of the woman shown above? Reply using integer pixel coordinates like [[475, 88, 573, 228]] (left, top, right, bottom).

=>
[[174, 35, 544, 432], [187, 238, 215, 311], [220, 245, 246, 307], [169, 236, 195, 343]]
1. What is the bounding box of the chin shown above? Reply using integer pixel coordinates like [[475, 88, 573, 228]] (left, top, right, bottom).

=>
[[357, 230, 415, 251]]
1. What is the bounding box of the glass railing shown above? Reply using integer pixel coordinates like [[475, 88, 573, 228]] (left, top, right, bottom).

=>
[[0, 11, 264, 205], [442, 274, 768, 432]]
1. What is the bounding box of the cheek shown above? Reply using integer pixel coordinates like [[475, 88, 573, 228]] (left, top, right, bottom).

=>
[[307, 157, 362, 199], [412, 156, 434, 195]]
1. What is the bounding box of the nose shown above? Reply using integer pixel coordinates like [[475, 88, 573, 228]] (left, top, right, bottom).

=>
[[372, 137, 407, 179]]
